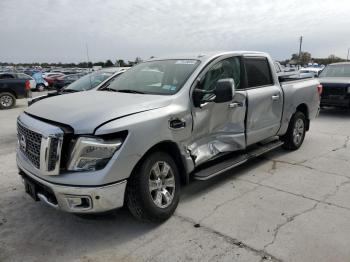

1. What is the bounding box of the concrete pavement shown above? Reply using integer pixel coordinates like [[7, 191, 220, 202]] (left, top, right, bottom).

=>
[[1, 96, 350, 262]]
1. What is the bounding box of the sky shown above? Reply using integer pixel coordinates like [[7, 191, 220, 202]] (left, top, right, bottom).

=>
[[0, 0, 350, 63]]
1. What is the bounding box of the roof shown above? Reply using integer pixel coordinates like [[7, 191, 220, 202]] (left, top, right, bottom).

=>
[[147, 51, 269, 63]]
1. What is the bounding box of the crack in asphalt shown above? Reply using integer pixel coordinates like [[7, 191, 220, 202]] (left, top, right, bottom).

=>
[[331, 135, 349, 152], [174, 214, 282, 262], [267, 160, 277, 175], [238, 177, 350, 212], [261, 175, 350, 252], [322, 179, 350, 202], [0, 206, 8, 226], [262, 202, 319, 251], [197, 185, 260, 223], [261, 157, 350, 179]]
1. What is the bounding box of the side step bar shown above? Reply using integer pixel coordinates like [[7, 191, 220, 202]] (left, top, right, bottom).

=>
[[193, 140, 284, 181]]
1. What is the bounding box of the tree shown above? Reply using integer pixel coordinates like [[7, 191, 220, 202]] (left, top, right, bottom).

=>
[[93, 61, 104, 67], [116, 59, 127, 67], [289, 52, 311, 65], [135, 57, 143, 64], [299, 52, 312, 65], [105, 60, 113, 67]]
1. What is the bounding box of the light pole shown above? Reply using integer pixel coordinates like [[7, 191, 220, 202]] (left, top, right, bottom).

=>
[[298, 36, 303, 68], [347, 48, 349, 61]]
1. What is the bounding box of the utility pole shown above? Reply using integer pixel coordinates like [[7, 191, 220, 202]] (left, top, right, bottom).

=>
[[85, 43, 91, 69], [298, 36, 303, 67], [347, 48, 349, 61]]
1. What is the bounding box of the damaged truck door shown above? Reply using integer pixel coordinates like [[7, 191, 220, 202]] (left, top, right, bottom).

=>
[[189, 56, 247, 165]]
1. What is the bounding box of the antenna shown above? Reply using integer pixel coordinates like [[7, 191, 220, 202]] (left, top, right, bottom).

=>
[[85, 43, 90, 66]]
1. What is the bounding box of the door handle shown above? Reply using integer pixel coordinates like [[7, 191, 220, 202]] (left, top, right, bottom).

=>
[[271, 95, 280, 101], [228, 102, 243, 108]]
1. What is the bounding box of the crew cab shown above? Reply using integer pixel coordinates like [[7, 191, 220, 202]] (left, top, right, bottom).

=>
[[318, 62, 350, 108], [0, 72, 34, 109], [16, 51, 320, 222]]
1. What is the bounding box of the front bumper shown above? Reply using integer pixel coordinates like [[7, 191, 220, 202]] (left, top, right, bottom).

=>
[[18, 161, 127, 213]]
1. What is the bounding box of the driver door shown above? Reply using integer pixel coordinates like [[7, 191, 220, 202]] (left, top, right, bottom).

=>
[[188, 56, 247, 166]]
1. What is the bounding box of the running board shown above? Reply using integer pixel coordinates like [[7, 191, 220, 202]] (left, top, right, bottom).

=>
[[193, 140, 284, 181]]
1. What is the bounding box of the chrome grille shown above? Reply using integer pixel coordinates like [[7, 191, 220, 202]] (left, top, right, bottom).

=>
[[321, 83, 348, 97], [17, 114, 64, 176], [17, 122, 42, 169]]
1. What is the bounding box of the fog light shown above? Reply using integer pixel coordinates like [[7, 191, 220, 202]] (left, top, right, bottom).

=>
[[66, 196, 92, 211]]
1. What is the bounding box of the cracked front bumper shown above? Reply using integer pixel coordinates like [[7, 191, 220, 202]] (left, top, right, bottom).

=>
[[18, 161, 127, 214]]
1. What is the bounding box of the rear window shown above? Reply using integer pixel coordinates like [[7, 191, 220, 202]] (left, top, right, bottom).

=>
[[245, 57, 273, 88]]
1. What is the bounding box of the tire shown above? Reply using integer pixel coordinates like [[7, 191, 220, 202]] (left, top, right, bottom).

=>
[[281, 111, 306, 150], [36, 84, 45, 92], [0, 92, 16, 109], [126, 151, 180, 223]]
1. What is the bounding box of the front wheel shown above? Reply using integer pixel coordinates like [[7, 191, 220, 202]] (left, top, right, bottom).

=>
[[281, 111, 306, 150], [126, 151, 180, 222], [0, 92, 16, 109]]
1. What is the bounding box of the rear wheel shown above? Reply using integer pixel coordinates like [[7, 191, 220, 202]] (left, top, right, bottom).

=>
[[0, 92, 16, 109], [126, 151, 180, 222], [281, 111, 306, 150], [36, 84, 45, 92]]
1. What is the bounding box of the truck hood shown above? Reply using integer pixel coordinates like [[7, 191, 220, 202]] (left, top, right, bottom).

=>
[[25, 91, 172, 134], [319, 77, 350, 84]]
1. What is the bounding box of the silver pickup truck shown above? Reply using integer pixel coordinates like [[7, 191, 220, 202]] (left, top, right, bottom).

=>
[[17, 51, 320, 222]]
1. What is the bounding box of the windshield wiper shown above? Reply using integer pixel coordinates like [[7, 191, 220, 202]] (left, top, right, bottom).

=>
[[62, 89, 79, 93], [101, 87, 118, 92], [116, 89, 145, 94]]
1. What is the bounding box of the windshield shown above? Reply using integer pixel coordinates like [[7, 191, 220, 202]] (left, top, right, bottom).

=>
[[102, 59, 200, 95], [65, 71, 114, 91], [319, 64, 350, 77]]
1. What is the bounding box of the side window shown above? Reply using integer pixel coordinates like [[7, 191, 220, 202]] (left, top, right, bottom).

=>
[[274, 62, 281, 73], [200, 57, 241, 91], [0, 74, 15, 79], [245, 57, 273, 88], [17, 73, 31, 80]]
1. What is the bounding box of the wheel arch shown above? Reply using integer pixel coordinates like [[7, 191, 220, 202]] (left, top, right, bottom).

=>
[[0, 89, 18, 99], [296, 103, 310, 131], [130, 140, 189, 186]]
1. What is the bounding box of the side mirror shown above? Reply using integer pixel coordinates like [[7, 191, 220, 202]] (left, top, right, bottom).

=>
[[214, 78, 234, 103], [192, 78, 235, 107]]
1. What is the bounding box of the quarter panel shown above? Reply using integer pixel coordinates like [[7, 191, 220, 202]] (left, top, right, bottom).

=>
[[278, 78, 320, 136]]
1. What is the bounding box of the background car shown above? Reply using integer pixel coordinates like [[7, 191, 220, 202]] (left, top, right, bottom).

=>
[[28, 67, 129, 105], [43, 72, 65, 87], [32, 72, 49, 91], [53, 72, 87, 91], [318, 62, 350, 108], [0, 72, 33, 109], [299, 67, 323, 77], [0, 72, 36, 90]]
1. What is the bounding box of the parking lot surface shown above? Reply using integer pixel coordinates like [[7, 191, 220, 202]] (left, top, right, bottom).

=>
[[1, 95, 350, 262]]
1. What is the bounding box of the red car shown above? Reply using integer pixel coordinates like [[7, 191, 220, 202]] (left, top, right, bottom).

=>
[[43, 73, 65, 87]]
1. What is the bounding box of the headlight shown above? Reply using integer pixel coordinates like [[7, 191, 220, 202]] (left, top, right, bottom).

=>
[[67, 137, 122, 171]]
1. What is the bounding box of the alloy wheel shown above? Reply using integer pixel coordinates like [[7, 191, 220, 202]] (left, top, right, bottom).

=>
[[148, 161, 176, 208]]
